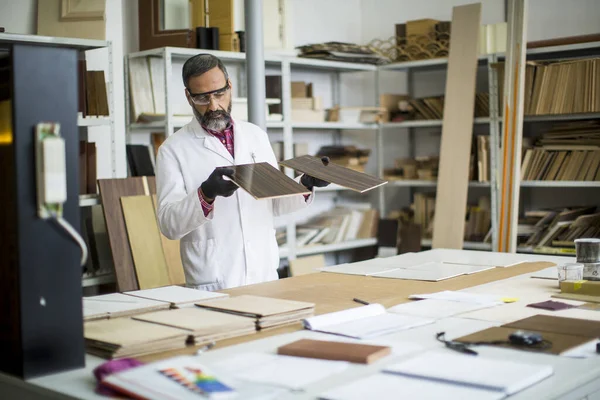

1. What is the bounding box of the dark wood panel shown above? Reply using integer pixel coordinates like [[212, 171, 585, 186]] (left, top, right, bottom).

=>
[[98, 178, 147, 291], [504, 315, 600, 338], [230, 162, 310, 199], [279, 155, 387, 193]]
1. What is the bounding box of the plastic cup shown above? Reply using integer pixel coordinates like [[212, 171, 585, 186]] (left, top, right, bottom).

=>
[[557, 263, 584, 287]]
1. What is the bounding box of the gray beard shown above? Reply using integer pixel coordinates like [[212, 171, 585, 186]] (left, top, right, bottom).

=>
[[194, 102, 232, 132]]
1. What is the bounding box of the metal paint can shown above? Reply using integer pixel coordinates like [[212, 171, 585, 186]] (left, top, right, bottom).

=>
[[575, 238, 600, 263], [582, 262, 600, 281]]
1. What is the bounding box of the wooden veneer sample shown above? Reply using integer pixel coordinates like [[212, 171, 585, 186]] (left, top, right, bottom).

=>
[[278, 338, 391, 364], [98, 178, 147, 291], [279, 155, 387, 193], [432, 3, 481, 249], [121, 195, 170, 289], [230, 162, 310, 199], [151, 195, 185, 285]]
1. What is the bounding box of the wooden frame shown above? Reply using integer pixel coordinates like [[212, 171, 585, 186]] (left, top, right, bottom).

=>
[[60, 0, 105, 21], [139, 0, 196, 51]]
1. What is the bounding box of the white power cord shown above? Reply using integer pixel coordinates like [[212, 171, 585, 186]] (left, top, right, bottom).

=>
[[51, 213, 89, 267]]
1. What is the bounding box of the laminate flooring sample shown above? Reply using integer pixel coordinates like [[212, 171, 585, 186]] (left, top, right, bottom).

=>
[[230, 162, 310, 199], [121, 195, 170, 289], [279, 155, 387, 193], [151, 195, 185, 285], [98, 178, 147, 291], [432, 3, 481, 249]]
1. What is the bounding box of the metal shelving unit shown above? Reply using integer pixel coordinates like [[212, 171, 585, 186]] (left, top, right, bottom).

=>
[[376, 52, 501, 251], [520, 181, 600, 188]]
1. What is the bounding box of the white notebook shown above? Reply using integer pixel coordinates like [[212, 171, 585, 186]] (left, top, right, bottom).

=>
[[125, 285, 229, 305], [319, 373, 505, 400], [303, 304, 434, 339], [384, 351, 554, 395]]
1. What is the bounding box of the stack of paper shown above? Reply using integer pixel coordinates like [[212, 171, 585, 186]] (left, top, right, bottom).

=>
[[84, 318, 191, 359], [303, 304, 434, 339], [83, 293, 171, 321], [195, 295, 315, 329], [214, 352, 349, 390], [132, 308, 256, 345], [383, 351, 553, 396], [319, 373, 506, 400], [125, 285, 229, 306]]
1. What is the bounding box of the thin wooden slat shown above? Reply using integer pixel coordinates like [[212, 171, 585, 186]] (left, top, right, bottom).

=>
[[431, 3, 482, 249], [230, 162, 311, 199], [151, 195, 186, 285], [121, 195, 171, 290], [497, 0, 528, 253], [280, 155, 387, 193], [98, 178, 147, 291]]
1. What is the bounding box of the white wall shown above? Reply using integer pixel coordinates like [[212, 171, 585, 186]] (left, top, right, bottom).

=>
[[528, 0, 600, 42], [290, 0, 362, 46], [0, 0, 36, 34]]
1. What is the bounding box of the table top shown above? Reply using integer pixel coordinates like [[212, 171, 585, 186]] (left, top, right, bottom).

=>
[[5, 249, 599, 400]]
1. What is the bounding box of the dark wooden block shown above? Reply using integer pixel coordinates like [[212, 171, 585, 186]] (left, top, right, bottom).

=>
[[230, 162, 310, 199], [280, 155, 387, 193]]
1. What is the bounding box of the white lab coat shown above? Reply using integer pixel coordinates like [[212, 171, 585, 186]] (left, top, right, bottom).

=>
[[156, 117, 314, 291]]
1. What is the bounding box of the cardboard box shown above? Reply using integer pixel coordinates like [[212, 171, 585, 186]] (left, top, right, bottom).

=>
[[560, 280, 600, 296], [291, 82, 313, 98], [291, 109, 325, 123], [406, 19, 439, 38]]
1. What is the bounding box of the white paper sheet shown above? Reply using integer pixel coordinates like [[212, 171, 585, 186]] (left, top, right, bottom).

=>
[[384, 350, 554, 395], [304, 304, 386, 331], [404, 261, 495, 274], [318, 373, 505, 400], [125, 285, 229, 305], [408, 290, 504, 306], [317, 261, 399, 276], [370, 268, 464, 281], [387, 299, 495, 319], [561, 339, 600, 358], [304, 305, 434, 339], [214, 353, 349, 390]]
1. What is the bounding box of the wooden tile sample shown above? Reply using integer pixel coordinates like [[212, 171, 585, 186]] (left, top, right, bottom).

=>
[[196, 295, 314, 318], [230, 162, 310, 199], [279, 155, 387, 193], [151, 195, 185, 285], [133, 308, 255, 334], [454, 326, 592, 355], [98, 178, 147, 291], [121, 195, 170, 289], [432, 3, 481, 249], [503, 315, 600, 338], [278, 338, 391, 364]]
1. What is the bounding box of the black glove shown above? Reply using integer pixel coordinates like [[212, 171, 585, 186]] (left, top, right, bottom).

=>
[[200, 167, 239, 200], [301, 174, 330, 191]]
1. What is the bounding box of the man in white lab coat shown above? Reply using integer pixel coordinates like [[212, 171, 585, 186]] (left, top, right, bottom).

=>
[[156, 54, 329, 291]]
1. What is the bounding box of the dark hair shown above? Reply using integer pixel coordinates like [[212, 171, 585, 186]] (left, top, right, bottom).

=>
[[182, 54, 229, 89]]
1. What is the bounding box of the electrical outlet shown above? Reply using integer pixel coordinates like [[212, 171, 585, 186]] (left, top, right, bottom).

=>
[[35, 123, 66, 219]]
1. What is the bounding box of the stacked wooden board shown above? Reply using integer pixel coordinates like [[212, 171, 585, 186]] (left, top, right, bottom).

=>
[[494, 57, 600, 115], [521, 121, 600, 181]]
